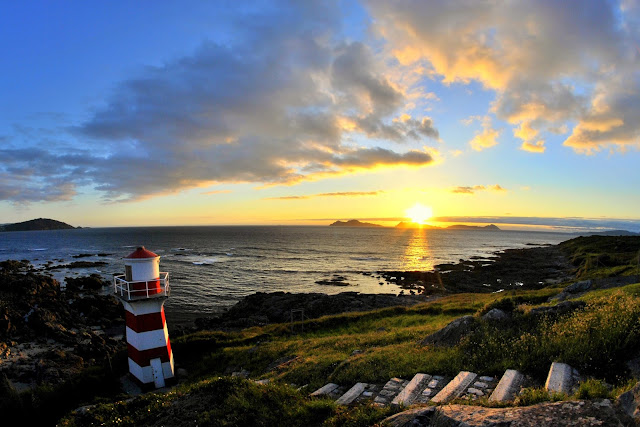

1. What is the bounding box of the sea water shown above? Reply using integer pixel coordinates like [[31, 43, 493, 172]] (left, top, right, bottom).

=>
[[0, 226, 569, 324]]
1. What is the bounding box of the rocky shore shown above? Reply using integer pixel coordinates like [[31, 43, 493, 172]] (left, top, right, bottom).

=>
[[194, 291, 430, 330], [380, 243, 573, 294], [0, 260, 125, 391], [195, 242, 575, 330]]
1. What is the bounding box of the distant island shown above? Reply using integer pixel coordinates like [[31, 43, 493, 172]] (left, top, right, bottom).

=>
[[447, 224, 501, 231], [0, 218, 76, 232], [395, 222, 501, 231], [329, 219, 383, 227]]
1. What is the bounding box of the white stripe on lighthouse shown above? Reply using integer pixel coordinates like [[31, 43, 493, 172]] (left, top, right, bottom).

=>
[[125, 324, 170, 351]]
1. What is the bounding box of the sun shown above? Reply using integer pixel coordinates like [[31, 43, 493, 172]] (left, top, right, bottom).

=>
[[406, 203, 433, 224]]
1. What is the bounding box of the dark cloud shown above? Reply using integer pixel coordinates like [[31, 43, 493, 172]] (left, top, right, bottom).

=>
[[0, 1, 439, 203]]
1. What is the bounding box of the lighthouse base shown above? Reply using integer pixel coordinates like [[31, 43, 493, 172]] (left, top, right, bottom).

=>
[[121, 298, 175, 388]]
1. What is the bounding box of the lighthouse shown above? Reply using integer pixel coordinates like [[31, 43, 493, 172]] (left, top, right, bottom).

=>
[[113, 246, 174, 388]]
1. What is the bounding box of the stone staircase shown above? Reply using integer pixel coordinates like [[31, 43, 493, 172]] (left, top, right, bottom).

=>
[[310, 362, 581, 407]]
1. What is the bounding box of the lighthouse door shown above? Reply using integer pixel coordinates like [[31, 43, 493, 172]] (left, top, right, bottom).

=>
[[150, 358, 165, 388]]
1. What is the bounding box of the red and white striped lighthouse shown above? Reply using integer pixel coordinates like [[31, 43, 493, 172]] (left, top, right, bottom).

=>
[[114, 246, 174, 388]]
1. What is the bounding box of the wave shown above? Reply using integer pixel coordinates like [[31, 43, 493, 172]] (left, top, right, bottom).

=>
[[29, 248, 48, 251], [350, 256, 383, 261]]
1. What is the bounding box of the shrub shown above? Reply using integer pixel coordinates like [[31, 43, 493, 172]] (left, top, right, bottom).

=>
[[575, 379, 611, 399]]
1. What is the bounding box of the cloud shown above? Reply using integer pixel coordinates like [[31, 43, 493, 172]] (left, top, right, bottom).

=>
[[368, 0, 640, 152], [267, 190, 383, 200], [0, 1, 439, 204], [450, 184, 507, 195], [469, 116, 500, 151], [521, 140, 546, 153]]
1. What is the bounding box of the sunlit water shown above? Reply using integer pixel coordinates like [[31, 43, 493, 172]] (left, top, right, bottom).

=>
[[0, 226, 570, 324]]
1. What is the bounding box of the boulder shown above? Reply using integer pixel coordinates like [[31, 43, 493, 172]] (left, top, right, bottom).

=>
[[529, 301, 586, 318], [482, 308, 509, 322], [564, 280, 592, 294], [420, 315, 478, 347], [616, 381, 640, 421]]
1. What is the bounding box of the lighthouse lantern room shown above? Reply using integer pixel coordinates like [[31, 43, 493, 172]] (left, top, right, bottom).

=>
[[114, 246, 174, 388]]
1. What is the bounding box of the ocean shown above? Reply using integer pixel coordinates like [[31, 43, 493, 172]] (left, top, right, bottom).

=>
[[0, 226, 570, 325]]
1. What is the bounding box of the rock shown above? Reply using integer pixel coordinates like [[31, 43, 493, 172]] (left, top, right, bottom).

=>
[[545, 362, 577, 394], [616, 381, 640, 420], [482, 308, 509, 322], [530, 300, 586, 318], [383, 401, 632, 426], [564, 280, 593, 293], [420, 315, 478, 347], [266, 355, 298, 372], [311, 383, 339, 397], [231, 369, 250, 378]]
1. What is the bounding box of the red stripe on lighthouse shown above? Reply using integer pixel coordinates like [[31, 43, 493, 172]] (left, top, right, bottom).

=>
[[127, 343, 172, 366], [125, 308, 166, 333]]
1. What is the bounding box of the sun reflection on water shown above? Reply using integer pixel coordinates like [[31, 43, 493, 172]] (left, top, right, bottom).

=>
[[401, 228, 434, 271]]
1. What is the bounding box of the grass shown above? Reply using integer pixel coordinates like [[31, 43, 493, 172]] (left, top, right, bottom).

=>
[[54, 236, 640, 425], [56, 284, 640, 425], [178, 289, 560, 389], [560, 236, 640, 279], [58, 377, 397, 427]]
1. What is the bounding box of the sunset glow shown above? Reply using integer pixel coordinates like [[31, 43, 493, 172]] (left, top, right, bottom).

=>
[[406, 203, 434, 224], [0, 2, 638, 233]]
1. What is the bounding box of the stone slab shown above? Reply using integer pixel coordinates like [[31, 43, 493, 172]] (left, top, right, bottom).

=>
[[431, 371, 477, 403], [336, 382, 367, 405], [489, 369, 525, 402], [311, 383, 339, 397], [374, 378, 406, 405], [392, 373, 432, 406], [545, 362, 574, 394]]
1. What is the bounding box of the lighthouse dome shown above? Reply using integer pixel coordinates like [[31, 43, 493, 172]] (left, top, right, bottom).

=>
[[125, 246, 159, 259]]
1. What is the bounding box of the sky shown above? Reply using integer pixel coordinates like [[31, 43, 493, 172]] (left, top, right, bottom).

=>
[[1, 0, 639, 231]]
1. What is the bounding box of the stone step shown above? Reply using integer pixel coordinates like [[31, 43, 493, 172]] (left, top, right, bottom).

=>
[[373, 377, 408, 406], [311, 383, 339, 397], [464, 375, 498, 400], [391, 373, 432, 407], [489, 370, 525, 402], [414, 375, 446, 404], [545, 362, 579, 394], [336, 382, 367, 405], [431, 371, 477, 403]]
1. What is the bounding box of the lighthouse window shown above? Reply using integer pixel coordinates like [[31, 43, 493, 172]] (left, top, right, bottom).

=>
[[125, 265, 132, 281]]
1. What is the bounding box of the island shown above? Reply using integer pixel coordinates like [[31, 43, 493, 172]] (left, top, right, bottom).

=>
[[395, 222, 501, 230], [329, 219, 383, 227], [0, 218, 76, 232], [447, 223, 501, 231]]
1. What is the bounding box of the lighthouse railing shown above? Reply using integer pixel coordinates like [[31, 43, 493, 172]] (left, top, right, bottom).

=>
[[113, 272, 170, 300]]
